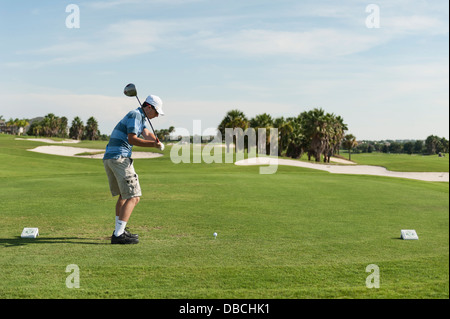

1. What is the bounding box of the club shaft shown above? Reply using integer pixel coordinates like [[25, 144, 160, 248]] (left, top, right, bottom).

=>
[[135, 96, 159, 143]]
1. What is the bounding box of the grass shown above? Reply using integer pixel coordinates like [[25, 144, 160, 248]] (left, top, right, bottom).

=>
[[0, 134, 448, 298], [341, 151, 449, 172]]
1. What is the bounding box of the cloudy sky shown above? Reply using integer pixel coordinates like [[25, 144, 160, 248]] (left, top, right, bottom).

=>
[[0, 0, 448, 140]]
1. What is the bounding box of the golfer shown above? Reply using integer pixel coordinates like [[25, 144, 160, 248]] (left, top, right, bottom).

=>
[[103, 95, 164, 244]]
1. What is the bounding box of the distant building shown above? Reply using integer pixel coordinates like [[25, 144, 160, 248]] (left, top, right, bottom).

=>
[[0, 120, 12, 134]]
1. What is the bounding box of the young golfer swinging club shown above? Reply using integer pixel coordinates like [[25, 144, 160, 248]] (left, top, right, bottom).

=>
[[103, 94, 164, 244]]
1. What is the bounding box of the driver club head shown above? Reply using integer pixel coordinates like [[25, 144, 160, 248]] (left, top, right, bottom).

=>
[[124, 83, 137, 97]]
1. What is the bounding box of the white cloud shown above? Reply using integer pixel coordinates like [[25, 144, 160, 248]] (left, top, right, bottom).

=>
[[85, 0, 205, 9], [383, 15, 449, 35], [9, 9, 447, 68], [199, 28, 387, 58], [7, 14, 392, 68], [84, 0, 144, 9], [5, 0, 449, 70], [7, 20, 167, 68]]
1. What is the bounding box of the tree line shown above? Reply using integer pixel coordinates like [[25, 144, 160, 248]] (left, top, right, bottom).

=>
[[356, 136, 449, 155], [217, 109, 449, 160], [2, 113, 175, 142], [0, 114, 107, 140], [218, 108, 352, 162]]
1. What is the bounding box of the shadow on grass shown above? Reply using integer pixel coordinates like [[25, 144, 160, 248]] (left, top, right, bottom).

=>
[[0, 236, 110, 247]]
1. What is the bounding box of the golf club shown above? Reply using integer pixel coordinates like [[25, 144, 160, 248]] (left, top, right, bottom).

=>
[[124, 83, 164, 150]]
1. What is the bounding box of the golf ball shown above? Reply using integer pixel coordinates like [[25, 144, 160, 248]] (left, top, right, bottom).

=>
[[213, 232, 217, 238]]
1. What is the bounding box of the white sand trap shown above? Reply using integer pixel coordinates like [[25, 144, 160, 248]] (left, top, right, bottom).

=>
[[16, 138, 80, 144], [329, 157, 355, 164], [235, 157, 449, 182], [28, 145, 163, 159]]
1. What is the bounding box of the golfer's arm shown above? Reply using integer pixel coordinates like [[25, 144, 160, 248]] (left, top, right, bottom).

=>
[[141, 128, 158, 142], [128, 133, 158, 147]]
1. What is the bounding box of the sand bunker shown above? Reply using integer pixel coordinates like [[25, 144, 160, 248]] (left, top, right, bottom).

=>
[[16, 138, 80, 144], [28, 145, 163, 159], [235, 157, 449, 182], [21, 139, 448, 181]]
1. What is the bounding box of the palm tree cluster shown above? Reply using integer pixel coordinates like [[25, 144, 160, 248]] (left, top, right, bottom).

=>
[[27, 113, 100, 140], [218, 108, 351, 162], [155, 126, 175, 142], [27, 114, 68, 137]]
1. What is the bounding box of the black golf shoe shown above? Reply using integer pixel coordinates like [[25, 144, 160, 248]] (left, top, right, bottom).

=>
[[111, 232, 139, 244], [111, 228, 139, 240], [124, 227, 139, 239]]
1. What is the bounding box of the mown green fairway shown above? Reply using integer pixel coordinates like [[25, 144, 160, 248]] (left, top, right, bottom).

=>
[[343, 151, 449, 172], [0, 134, 448, 298]]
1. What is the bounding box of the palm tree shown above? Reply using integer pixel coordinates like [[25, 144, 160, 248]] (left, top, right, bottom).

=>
[[59, 116, 69, 138], [274, 117, 293, 156], [40, 113, 60, 137], [299, 108, 328, 162], [69, 117, 84, 140], [218, 110, 248, 134], [331, 115, 347, 156], [218, 110, 249, 152], [156, 126, 175, 142], [250, 113, 273, 155], [28, 122, 43, 136], [285, 115, 306, 159], [342, 134, 358, 161], [323, 114, 347, 163], [85, 116, 99, 140]]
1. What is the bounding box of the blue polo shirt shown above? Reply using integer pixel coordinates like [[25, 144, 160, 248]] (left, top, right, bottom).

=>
[[103, 108, 149, 159]]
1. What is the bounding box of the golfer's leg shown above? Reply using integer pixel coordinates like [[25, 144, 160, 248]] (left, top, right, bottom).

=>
[[114, 196, 140, 237], [116, 195, 126, 217], [118, 196, 140, 222]]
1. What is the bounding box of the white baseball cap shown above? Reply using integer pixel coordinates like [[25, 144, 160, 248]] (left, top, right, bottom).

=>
[[145, 95, 164, 115]]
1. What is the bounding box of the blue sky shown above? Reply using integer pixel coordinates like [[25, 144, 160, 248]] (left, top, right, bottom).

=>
[[0, 0, 448, 140]]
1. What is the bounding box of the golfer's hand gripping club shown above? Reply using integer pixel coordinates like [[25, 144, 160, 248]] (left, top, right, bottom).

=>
[[137, 98, 164, 150]]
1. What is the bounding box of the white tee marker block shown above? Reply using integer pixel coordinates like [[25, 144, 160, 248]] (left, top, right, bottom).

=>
[[21, 228, 39, 238], [401, 229, 418, 240]]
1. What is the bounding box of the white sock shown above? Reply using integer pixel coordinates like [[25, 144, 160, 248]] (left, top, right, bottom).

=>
[[114, 219, 127, 237]]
